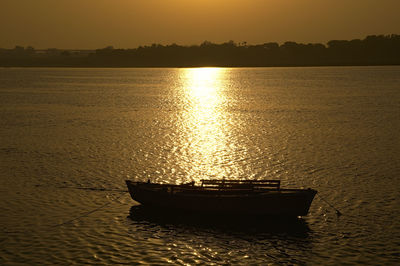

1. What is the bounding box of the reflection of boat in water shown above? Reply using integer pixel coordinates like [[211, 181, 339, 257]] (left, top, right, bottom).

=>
[[126, 179, 317, 217], [128, 205, 311, 237]]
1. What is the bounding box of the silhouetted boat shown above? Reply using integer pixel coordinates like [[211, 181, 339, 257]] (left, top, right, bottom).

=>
[[126, 179, 317, 217]]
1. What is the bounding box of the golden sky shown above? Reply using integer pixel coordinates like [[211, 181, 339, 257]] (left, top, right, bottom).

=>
[[1, 0, 399, 49]]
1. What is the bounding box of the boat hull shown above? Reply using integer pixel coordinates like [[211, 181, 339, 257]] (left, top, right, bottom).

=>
[[126, 181, 317, 217]]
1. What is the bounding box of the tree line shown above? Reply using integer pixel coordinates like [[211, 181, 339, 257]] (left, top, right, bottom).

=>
[[1, 34, 399, 67]]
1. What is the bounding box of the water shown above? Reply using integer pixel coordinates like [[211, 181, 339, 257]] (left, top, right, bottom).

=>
[[0, 66, 399, 264]]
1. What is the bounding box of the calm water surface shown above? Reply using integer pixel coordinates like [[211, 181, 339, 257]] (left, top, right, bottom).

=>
[[0, 67, 399, 264]]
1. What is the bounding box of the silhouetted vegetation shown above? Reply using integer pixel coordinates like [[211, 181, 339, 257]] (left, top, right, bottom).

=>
[[1, 34, 399, 67]]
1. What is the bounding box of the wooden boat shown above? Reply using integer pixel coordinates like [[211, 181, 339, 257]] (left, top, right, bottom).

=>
[[126, 179, 317, 217]]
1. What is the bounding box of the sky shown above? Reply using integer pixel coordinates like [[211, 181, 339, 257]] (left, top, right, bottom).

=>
[[1, 0, 399, 49]]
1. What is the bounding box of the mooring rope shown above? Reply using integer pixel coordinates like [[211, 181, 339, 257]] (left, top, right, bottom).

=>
[[55, 186, 128, 193], [316, 193, 342, 216], [34, 183, 128, 193], [50, 191, 128, 228]]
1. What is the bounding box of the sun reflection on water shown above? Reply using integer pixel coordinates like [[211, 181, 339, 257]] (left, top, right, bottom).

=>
[[177, 68, 244, 182]]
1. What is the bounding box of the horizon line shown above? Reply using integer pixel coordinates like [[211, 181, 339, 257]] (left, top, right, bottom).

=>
[[2, 33, 398, 51]]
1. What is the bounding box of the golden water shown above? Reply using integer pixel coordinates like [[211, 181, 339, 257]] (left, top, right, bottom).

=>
[[1, 66, 399, 264]]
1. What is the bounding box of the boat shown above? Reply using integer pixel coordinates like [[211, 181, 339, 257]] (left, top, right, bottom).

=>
[[126, 179, 317, 217]]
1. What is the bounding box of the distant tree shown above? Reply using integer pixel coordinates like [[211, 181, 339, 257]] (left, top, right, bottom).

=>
[[281, 41, 300, 50], [263, 42, 279, 50], [223, 40, 236, 47], [14, 45, 25, 53], [200, 41, 213, 47]]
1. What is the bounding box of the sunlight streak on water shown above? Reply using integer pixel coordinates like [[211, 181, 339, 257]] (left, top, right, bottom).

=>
[[177, 68, 244, 182]]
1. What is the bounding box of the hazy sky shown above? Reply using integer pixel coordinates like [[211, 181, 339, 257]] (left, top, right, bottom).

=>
[[1, 0, 399, 49]]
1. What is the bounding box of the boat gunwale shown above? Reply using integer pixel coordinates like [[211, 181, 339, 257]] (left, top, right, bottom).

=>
[[126, 180, 316, 194]]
